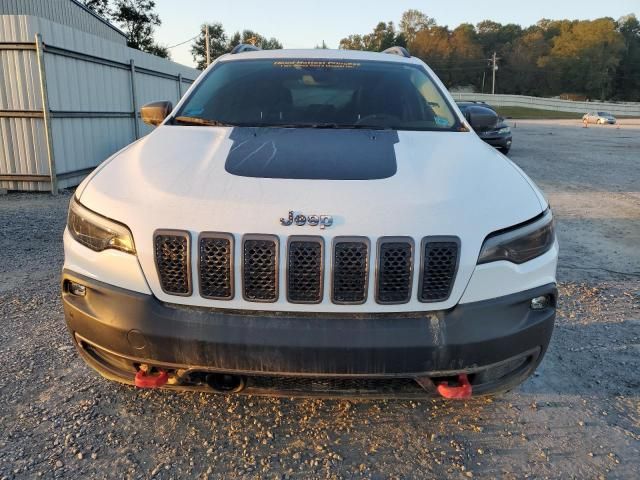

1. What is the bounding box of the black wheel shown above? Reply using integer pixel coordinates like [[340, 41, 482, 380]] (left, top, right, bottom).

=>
[[499, 146, 510, 155]]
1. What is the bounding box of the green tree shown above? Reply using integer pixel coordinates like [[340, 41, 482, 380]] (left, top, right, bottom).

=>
[[400, 9, 435, 44], [82, 0, 110, 17], [339, 21, 405, 51], [366, 22, 405, 51], [449, 24, 484, 88], [614, 14, 640, 99], [191, 23, 228, 70], [191, 26, 283, 70], [228, 30, 283, 50], [540, 18, 624, 99], [111, 0, 168, 57], [339, 34, 367, 50], [503, 27, 552, 95]]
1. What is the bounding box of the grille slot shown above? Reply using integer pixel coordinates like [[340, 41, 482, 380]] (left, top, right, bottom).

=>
[[199, 233, 234, 300], [419, 238, 460, 302], [376, 238, 414, 304], [332, 238, 370, 304], [287, 237, 324, 304], [154, 231, 191, 296], [242, 235, 279, 302]]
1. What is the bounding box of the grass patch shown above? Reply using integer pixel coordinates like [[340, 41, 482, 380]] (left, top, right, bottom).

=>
[[494, 106, 582, 119]]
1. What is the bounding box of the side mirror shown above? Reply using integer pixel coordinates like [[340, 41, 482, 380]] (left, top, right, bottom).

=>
[[141, 101, 173, 126], [465, 105, 498, 131]]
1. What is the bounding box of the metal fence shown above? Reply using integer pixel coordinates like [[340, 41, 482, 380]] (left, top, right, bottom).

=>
[[452, 93, 640, 117], [0, 14, 199, 193]]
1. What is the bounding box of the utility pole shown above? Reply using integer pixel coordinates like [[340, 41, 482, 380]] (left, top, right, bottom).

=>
[[491, 51, 499, 95], [205, 25, 211, 67]]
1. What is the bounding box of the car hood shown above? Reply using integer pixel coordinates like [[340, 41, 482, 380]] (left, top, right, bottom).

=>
[[79, 125, 546, 311]]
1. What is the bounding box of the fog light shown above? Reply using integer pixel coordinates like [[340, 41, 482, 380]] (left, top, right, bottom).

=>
[[69, 281, 86, 296], [530, 295, 549, 310]]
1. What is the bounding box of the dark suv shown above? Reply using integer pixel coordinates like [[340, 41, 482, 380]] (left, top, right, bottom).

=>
[[457, 102, 512, 154]]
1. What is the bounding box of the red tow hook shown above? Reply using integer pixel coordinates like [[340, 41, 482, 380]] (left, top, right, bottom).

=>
[[436, 374, 472, 399], [134, 367, 169, 389]]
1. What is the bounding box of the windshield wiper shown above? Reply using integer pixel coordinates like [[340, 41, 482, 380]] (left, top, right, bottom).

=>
[[172, 116, 234, 127]]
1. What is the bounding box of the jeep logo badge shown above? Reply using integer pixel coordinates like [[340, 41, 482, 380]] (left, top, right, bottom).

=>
[[280, 211, 333, 229]]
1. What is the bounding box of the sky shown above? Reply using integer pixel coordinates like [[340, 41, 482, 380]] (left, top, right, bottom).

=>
[[152, 0, 639, 68]]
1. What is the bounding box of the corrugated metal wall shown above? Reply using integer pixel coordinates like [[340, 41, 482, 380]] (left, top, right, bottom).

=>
[[0, 14, 199, 192], [0, 0, 126, 45]]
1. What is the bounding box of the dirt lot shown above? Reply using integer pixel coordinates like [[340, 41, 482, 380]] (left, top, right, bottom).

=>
[[1, 119, 639, 479]]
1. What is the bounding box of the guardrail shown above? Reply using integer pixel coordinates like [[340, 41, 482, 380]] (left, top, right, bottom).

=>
[[451, 93, 640, 117]]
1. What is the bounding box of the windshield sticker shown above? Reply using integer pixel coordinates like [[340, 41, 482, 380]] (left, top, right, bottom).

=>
[[434, 116, 449, 127], [273, 60, 361, 70]]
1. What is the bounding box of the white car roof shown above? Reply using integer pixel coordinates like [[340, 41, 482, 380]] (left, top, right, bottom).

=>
[[217, 48, 423, 65]]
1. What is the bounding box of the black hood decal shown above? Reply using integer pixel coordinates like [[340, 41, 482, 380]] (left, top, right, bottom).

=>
[[225, 128, 398, 180]]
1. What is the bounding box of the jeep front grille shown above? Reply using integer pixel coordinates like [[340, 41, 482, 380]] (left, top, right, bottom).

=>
[[419, 238, 460, 302], [242, 235, 279, 302], [154, 231, 191, 296], [376, 238, 414, 304], [332, 238, 370, 304], [154, 232, 460, 305], [287, 237, 324, 304], [199, 233, 234, 300]]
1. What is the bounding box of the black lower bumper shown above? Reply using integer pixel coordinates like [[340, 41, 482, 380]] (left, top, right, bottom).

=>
[[62, 270, 556, 397]]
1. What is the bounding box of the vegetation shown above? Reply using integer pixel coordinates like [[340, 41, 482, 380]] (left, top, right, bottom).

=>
[[83, 0, 169, 58], [82, 2, 639, 99], [340, 10, 640, 101], [190, 25, 282, 70]]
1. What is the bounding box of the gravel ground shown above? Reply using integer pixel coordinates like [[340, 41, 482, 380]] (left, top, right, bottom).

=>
[[1, 119, 639, 479]]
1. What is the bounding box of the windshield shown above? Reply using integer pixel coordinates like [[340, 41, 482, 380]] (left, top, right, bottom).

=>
[[597, 112, 611, 116], [174, 59, 460, 131]]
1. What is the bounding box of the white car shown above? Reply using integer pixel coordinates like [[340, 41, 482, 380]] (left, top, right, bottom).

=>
[[62, 46, 558, 398], [583, 111, 617, 124]]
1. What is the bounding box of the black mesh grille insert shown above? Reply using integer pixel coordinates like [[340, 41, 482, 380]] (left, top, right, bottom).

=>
[[288, 239, 323, 303], [243, 237, 278, 302], [332, 240, 369, 304], [419, 240, 459, 302], [154, 232, 190, 295], [199, 235, 233, 300], [377, 240, 413, 304]]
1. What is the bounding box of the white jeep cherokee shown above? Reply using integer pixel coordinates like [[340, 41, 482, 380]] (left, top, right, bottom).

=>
[[62, 46, 558, 398]]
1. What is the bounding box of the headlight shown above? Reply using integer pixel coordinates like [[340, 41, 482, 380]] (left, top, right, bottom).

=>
[[67, 197, 136, 254], [497, 127, 510, 134], [477, 209, 555, 265]]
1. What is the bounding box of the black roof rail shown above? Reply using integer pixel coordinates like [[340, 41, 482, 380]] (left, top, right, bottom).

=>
[[381, 46, 411, 58], [230, 44, 261, 54]]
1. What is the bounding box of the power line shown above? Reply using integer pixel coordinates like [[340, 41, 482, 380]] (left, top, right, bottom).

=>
[[166, 34, 199, 49]]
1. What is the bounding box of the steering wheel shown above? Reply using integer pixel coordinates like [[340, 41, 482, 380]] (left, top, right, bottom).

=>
[[355, 113, 401, 126]]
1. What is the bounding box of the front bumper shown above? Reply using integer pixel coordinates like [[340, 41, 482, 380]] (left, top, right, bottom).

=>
[[480, 133, 512, 150], [62, 270, 556, 397]]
